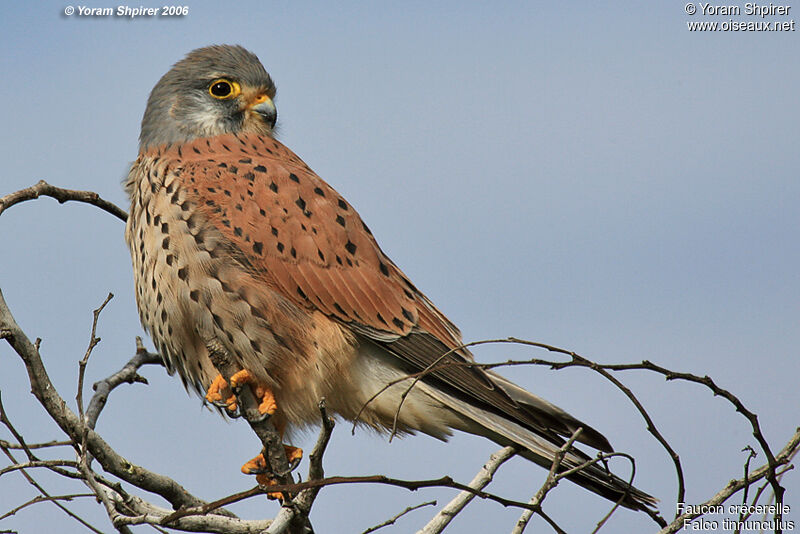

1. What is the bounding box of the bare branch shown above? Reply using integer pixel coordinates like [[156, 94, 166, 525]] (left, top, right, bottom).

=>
[[0, 460, 79, 478], [0, 180, 127, 221], [103, 490, 273, 533], [201, 474, 548, 513], [363, 500, 437, 534], [0, 494, 96, 521], [419, 446, 516, 534], [512, 430, 584, 534], [76, 292, 114, 455], [0, 440, 72, 450], [85, 336, 163, 430]]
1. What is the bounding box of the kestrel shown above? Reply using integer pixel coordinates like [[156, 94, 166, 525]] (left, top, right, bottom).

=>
[[124, 45, 655, 510]]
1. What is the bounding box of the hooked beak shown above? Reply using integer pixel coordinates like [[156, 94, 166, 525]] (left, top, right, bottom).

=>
[[248, 94, 277, 129]]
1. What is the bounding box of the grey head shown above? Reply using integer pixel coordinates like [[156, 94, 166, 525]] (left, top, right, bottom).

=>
[[139, 45, 277, 151]]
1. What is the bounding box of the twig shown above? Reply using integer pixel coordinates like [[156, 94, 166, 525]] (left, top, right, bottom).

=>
[[292, 399, 336, 521], [0, 180, 127, 221], [96, 491, 273, 533], [85, 336, 163, 430], [512, 430, 584, 534], [76, 293, 114, 437], [363, 501, 437, 534], [0, 494, 96, 521], [165, 472, 555, 516], [419, 446, 516, 534], [0, 459, 79, 478], [738, 445, 758, 527], [0, 440, 72, 450], [659, 427, 800, 534]]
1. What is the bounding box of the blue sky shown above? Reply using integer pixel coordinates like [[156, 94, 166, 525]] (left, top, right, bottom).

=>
[[1, 2, 798, 532]]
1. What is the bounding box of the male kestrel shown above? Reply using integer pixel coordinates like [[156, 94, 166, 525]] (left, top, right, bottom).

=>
[[124, 45, 655, 510]]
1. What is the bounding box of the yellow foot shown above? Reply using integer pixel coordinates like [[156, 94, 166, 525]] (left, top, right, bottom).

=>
[[204, 373, 237, 412], [256, 475, 283, 500], [241, 446, 304, 475], [284, 445, 303, 464], [242, 447, 303, 500], [229, 369, 277, 416]]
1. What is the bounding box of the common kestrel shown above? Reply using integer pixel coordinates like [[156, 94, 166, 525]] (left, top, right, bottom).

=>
[[124, 45, 655, 510]]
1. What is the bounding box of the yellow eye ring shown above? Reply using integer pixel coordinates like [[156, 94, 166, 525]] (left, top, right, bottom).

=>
[[209, 78, 241, 100]]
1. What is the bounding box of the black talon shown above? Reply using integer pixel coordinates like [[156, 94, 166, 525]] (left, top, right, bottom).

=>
[[243, 408, 271, 423], [286, 455, 302, 473], [246, 465, 272, 475]]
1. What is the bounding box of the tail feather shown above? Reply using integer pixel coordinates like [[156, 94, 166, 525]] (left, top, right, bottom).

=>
[[416, 379, 657, 511]]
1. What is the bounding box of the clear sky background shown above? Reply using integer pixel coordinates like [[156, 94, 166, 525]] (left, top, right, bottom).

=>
[[1, 2, 798, 533]]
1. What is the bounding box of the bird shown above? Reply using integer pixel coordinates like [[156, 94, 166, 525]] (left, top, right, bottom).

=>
[[124, 44, 656, 510]]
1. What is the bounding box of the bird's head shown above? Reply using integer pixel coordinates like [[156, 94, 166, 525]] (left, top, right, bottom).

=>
[[139, 45, 277, 151]]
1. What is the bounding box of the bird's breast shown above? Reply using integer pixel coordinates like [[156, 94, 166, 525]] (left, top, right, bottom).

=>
[[124, 155, 360, 427]]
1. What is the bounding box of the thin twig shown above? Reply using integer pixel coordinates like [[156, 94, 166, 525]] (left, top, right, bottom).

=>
[[0, 180, 127, 221], [77, 292, 114, 435], [0, 439, 72, 450], [0, 494, 96, 521], [164, 472, 556, 518], [363, 501, 437, 534], [513, 430, 584, 534], [85, 336, 163, 430], [0, 459, 79, 478]]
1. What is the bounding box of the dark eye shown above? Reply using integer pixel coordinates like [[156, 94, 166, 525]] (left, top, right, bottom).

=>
[[209, 79, 240, 99]]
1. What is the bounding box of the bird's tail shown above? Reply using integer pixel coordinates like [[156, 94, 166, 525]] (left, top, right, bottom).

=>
[[415, 372, 658, 511]]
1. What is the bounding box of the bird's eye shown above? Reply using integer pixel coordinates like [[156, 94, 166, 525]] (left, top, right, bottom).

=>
[[209, 79, 241, 99]]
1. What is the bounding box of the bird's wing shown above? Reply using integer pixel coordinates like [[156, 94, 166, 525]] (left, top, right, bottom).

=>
[[156, 132, 610, 450]]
